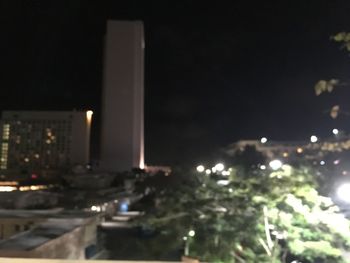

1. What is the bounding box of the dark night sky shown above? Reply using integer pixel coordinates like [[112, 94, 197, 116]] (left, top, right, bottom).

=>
[[1, 1, 350, 166]]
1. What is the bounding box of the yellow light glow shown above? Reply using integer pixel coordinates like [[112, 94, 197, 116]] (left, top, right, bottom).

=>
[[283, 152, 289, 157], [0, 181, 18, 186], [86, 110, 93, 123], [296, 147, 303, 153]]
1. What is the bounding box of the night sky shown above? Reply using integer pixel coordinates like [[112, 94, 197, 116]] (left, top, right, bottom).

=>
[[1, 1, 350, 166]]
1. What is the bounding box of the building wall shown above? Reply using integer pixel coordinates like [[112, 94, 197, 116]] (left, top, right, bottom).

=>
[[0, 111, 91, 173], [100, 20, 144, 172], [0, 227, 85, 259], [0, 218, 44, 240]]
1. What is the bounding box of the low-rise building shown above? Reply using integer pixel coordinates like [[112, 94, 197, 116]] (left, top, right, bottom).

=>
[[0, 209, 101, 259]]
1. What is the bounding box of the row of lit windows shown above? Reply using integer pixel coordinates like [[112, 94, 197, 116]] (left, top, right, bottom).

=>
[[0, 142, 8, 170], [2, 124, 10, 141]]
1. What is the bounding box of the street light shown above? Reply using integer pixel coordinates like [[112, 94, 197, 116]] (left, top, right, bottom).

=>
[[196, 165, 205, 173], [260, 137, 268, 144], [310, 135, 318, 143], [332, 128, 339, 135], [214, 163, 224, 172], [269, 159, 283, 170], [337, 183, 350, 203]]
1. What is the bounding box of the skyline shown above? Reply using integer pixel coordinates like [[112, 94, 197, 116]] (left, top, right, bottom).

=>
[[1, 1, 350, 165]]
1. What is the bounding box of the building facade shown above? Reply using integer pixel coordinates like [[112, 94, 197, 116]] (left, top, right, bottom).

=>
[[0, 111, 92, 174], [100, 20, 145, 172]]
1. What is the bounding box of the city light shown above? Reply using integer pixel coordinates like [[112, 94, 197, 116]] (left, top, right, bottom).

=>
[[332, 128, 339, 135], [221, 170, 230, 176], [320, 161, 325, 166], [310, 135, 318, 143], [214, 163, 225, 172], [337, 183, 350, 203], [260, 137, 267, 144], [188, 230, 195, 237], [260, 165, 266, 170], [269, 159, 283, 170], [296, 147, 303, 153], [205, 169, 211, 175], [217, 180, 230, 186], [196, 165, 205, 173], [86, 110, 93, 120], [0, 186, 16, 192]]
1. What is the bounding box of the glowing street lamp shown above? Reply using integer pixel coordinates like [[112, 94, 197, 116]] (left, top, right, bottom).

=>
[[214, 163, 225, 172], [310, 135, 318, 143], [196, 165, 205, 173], [337, 183, 350, 203], [269, 159, 283, 170], [260, 137, 268, 144], [332, 128, 339, 135]]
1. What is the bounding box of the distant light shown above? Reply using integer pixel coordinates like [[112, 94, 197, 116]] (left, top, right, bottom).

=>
[[196, 165, 205, 173], [221, 170, 230, 176], [228, 188, 233, 193], [332, 128, 339, 135], [334, 159, 340, 165], [0, 186, 16, 192], [215, 163, 225, 172], [260, 165, 266, 170], [205, 169, 211, 175], [188, 230, 195, 237], [337, 183, 350, 203], [343, 171, 348, 175], [217, 180, 230, 186], [183, 236, 187, 241], [91, 205, 97, 211], [310, 135, 318, 143], [320, 161, 325, 166], [282, 152, 289, 158], [269, 159, 283, 170], [296, 147, 303, 153], [260, 137, 267, 144], [86, 110, 93, 123]]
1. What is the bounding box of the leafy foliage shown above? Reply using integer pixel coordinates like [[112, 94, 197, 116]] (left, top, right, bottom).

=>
[[136, 164, 350, 262]]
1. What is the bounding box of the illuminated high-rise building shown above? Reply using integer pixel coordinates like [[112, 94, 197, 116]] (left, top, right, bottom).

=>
[[100, 20, 145, 172], [0, 111, 92, 173]]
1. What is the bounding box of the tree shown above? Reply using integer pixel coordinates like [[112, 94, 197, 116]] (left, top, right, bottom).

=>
[[137, 164, 350, 263]]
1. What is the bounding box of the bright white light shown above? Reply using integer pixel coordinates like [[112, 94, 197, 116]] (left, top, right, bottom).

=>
[[228, 188, 233, 193], [188, 230, 195, 237], [260, 165, 266, 170], [183, 236, 187, 241], [215, 163, 224, 172], [91, 205, 97, 211], [196, 165, 205, 173], [337, 183, 350, 203], [205, 169, 211, 175], [260, 137, 267, 144], [269, 159, 283, 170], [333, 128, 339, 135], [221, 170, 230, 176], [320, 161, 325, 166], [310, 135, 318, 143], [334, 159, 340, 165], [217, 180, 230, 186], [0, 186, 16, 192]]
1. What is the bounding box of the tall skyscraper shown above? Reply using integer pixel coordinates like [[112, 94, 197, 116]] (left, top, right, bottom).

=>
[[100, 20, 145, 172], [0, 111, 92, 173]]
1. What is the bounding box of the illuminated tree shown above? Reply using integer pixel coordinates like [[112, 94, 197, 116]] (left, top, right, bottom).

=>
[[137, 164, 350, 263]]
